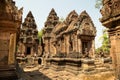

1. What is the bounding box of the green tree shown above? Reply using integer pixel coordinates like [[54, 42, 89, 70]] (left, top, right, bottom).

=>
[[59, 17, 64, 22], [100, 29, 110, 54], [96, 29, 110, 55], [38, 29, 43, 44], [95, 0, 102, 9]]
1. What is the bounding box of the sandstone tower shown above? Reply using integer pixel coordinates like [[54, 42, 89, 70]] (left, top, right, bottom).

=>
[[43, 8, 59, 57], [17, 11, 39, 57]]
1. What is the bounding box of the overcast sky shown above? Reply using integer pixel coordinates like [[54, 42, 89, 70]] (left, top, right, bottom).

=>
[[13, 0, 105, 48]]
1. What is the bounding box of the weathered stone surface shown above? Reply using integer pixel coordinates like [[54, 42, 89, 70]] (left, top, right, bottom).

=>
[[100, 0, 120, 79], [0, 0, 23, 79], [42, 9, 97, 74], [43, 8, 59, 58], [17, 11, 39, 57]]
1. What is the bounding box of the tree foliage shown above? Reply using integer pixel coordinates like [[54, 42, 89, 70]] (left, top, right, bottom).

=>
[[59, 17, 64, 22], [95, 0, 103, 9], [38, 29, 43, 44], [96, 29, 110, 55]]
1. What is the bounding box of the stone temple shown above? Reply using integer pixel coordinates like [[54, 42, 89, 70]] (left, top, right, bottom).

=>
[[0, 0, 116, 79], [42, 9, 111, 74], [0, 0, 23, 79], [43, 9, 96, 58], [17, 11, 39, 57]]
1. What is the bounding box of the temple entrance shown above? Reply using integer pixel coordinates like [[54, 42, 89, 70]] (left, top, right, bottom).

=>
[[26, 47, 31, 55], [82, 42, 88, 54], [82, 40, 91, 55]]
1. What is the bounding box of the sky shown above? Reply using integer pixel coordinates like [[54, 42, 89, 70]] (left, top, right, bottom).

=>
[[13, 0, 105, 48]]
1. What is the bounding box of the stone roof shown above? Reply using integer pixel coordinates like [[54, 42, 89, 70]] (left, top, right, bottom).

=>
[[22, 11, 37, 29], [45, 8, 59, 27], [65, 10, 78, 25], [20, 11, 39, 44], [53, 22, 67, 34], [78, 11, 94, 27], [27, 11, 34, 18], [77, 11, 96, 36], [64, 20, 78, 33]]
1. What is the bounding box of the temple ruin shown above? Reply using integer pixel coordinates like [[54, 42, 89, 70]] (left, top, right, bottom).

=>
[[0, 0, 115, 79], [16, 11, 42, 65], [0, 0, 23, 79], [100, 0, 120, 79], [17, 11, 39, 57], [43, 9, 96, 59], [42, 9, 112, 74]]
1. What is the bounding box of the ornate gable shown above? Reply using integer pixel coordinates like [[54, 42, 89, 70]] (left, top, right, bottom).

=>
[[22, 11, 37, 29], [45, 8, 59, 27], [65, 10, 78, 25], [20, 11, 38, 44], [78, 11, 96, 36]]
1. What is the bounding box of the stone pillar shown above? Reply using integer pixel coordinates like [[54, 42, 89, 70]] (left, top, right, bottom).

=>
[[50, 41, 56, 56], [100, 1, 120, 79], [65, 35, 70, 54], [61, 38, 65, 54], [50, 39, 52, 54], [72, 34, 77, 52], [109, 35, 116, 69], [22, 44, 25, 56], [48, 39, 51, 55], [58, 40, 61, 53], [114, 30, 120, 79], [72, 34, 75, 52], [8, 33, 16, 65], [75, 35, 78, 52], [91, 39, 95, 58], [63, 39, 66, 53], [78, 38, 82, 53], [44, 39, 49, 54]]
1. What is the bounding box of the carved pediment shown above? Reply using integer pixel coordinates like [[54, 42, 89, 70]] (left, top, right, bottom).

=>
[[65, 10, 78, 25], [78, 11, 96, 36], [100, 0, 120, 22], [79, 22, 96, 36]]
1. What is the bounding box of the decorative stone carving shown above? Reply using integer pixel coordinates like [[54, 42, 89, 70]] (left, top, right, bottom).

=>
[[17, 11, 39, 57], [100, 0, 120, 79], [43, 8, 59, 58], [78, 11, 96, 36], [100, 0, 120, 23], [45, 8, 59, 28], [100, 0, 112, 19], [43, 9, 97, 74], [0, 0, 23, 79], [65, 10, 78, 25]]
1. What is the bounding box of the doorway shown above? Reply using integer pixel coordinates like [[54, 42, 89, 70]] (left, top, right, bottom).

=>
[[82, 42, 88, 54], [27, 47, 31, 55]]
